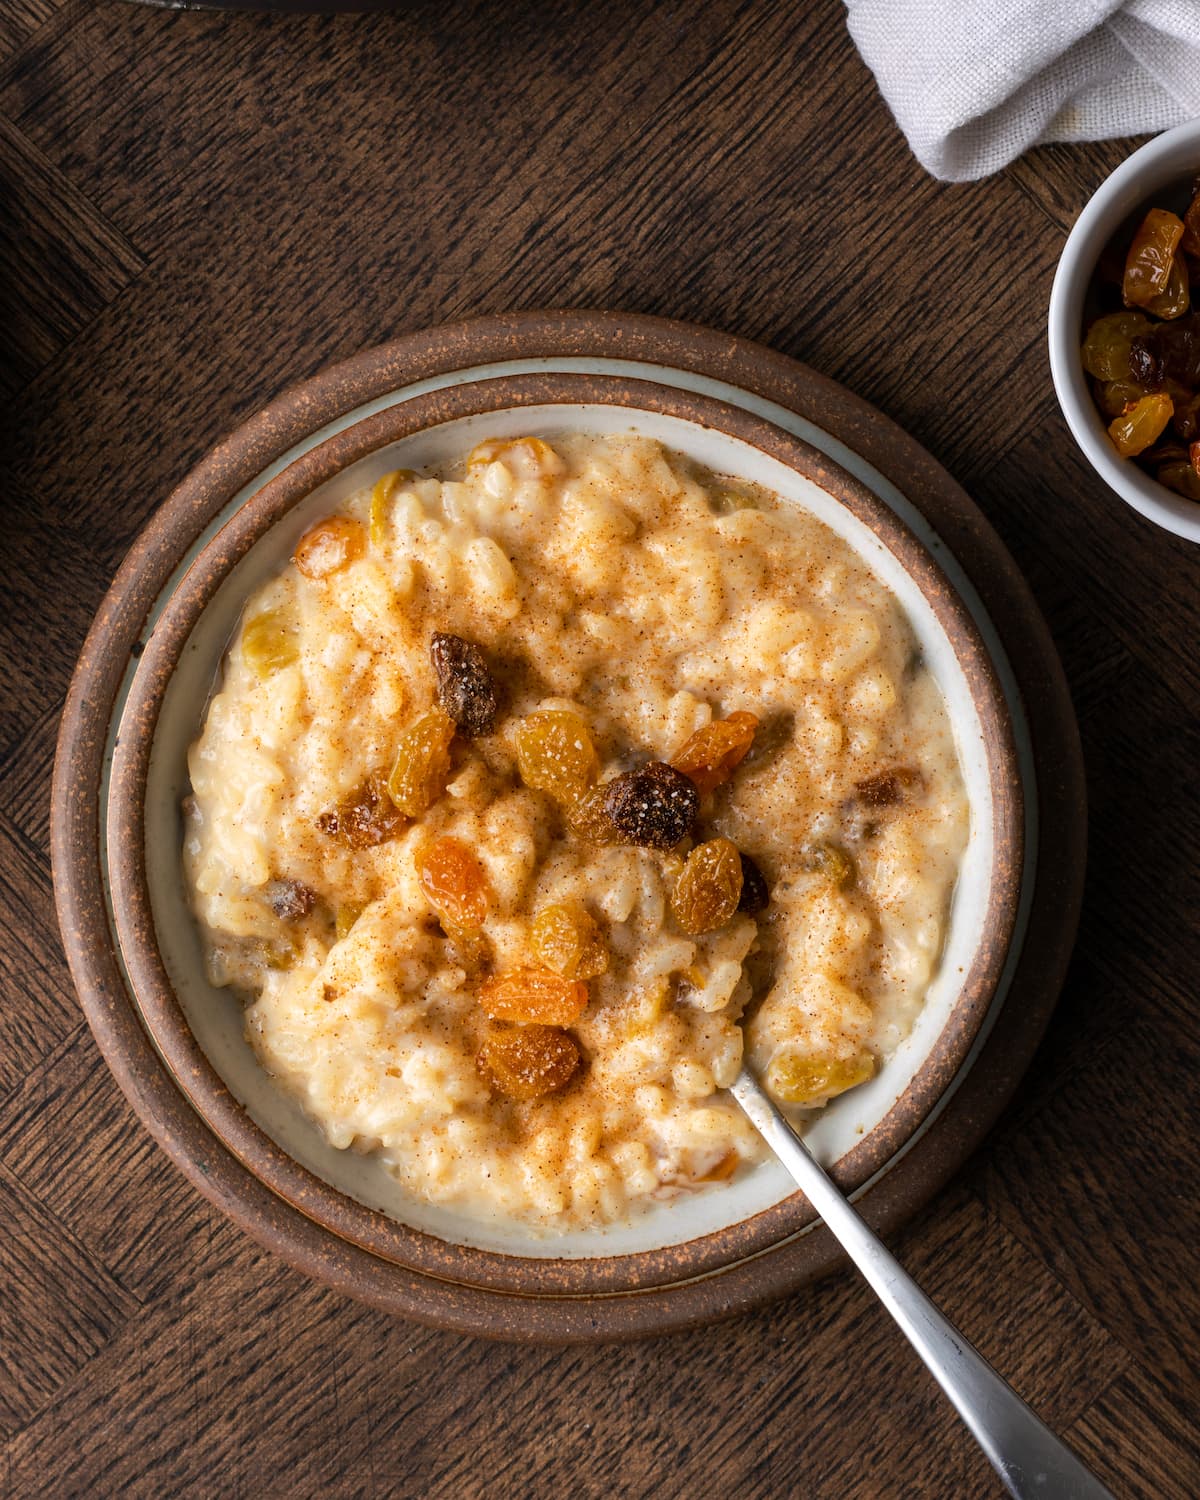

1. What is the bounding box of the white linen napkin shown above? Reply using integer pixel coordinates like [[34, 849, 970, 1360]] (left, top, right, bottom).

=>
[[845, 0, 1200, 181]]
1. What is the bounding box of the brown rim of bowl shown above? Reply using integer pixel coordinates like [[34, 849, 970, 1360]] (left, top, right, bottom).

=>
[[51, 308, 1082, 1341], [103, 369, 1022, 1297]]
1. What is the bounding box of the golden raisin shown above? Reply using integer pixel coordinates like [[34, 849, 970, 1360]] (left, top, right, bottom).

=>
[[416, 835, 490, 934], [1123, 208, 1185, 308], [1081, 311, 1152, 381], [531, 903, 607, 980], [565, 785, 622, 844], [799, 842, 856, 888], [1153, 438, 1200, 499], [479, 968, 589, 1025], [671, 712, 759, 795], [369, 469, 416, 547], [1094, 379, 1148, 418], [293, 516, 366, 580], [1145, 251, 1191, 321], [1109, 392, 1174, 457], [767, 1050, 876, 1106], [264, 932, 302, 972], [511, 711, 599, 804], [430, 632, 499, 737], [602, 762, 699, 849], [671, 837, 744, 935], [387, 708, 456, 817], [479, 1025, 580, 1101], [241, 608, 298, 678], [1158, 458, 1200, 500], [317, 775, 406, 849], [334, 904, 363, 941]]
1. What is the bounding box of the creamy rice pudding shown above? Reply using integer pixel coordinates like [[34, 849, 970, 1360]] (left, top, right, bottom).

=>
[[183, 433, 969, 1228]]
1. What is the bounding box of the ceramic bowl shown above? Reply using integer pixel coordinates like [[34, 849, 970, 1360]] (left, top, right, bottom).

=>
[[89, 365, 1022, 1298], [1048, 117, 1200, 543], [52, 312, 1068, 1339]]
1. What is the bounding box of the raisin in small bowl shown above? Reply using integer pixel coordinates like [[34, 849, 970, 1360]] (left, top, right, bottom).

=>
[[1049, 117, 1200, 543]]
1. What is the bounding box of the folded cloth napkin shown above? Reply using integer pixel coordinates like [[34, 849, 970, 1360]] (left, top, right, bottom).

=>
[[845, 0, 1200, 181]]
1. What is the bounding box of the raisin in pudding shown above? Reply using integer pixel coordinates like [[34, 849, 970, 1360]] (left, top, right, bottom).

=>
[[183, 434, 969, 1228]]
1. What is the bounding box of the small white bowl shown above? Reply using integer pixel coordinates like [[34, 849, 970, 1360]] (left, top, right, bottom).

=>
[[1048, 118, 1200, 544]]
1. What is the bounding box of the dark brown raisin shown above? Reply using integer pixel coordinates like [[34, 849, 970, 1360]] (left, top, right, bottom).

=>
[[317, 774, 406, 849], [1175, 390, 1200, 441], [430, 632, 499, 737], [853, 767, 922, 808], [1133, 313, 1200, 387], [601, 761, 698, 849], [1128, 337, 1164, 389], [737, 854, 770, 914], [270, 880, 315, 921]]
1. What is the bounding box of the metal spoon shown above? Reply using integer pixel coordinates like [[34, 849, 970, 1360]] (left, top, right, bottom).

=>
[[731, 1070, 1114, 1500]]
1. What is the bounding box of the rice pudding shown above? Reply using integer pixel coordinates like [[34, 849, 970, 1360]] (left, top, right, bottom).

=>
[[183, 433, 969, 1229]]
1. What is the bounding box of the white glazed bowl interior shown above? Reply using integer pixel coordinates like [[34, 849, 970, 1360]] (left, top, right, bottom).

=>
[[137, 402, 999, 1259], [1048, 117, 1200, 544]]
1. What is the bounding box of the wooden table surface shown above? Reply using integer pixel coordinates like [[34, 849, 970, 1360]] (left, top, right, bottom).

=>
[[2, 1, 1197, 1495]]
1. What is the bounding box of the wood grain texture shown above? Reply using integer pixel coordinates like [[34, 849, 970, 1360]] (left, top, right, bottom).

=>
[[0, 0, 64, 64], [0, 111, 144, 395], [0, 0, 1197, 1494]]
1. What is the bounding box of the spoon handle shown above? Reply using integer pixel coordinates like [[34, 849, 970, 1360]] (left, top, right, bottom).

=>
[[731, 1072, 1113, 1500]]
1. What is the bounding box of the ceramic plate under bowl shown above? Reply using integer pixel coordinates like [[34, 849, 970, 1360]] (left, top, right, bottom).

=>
[[53, 311, 1083, 1339]]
